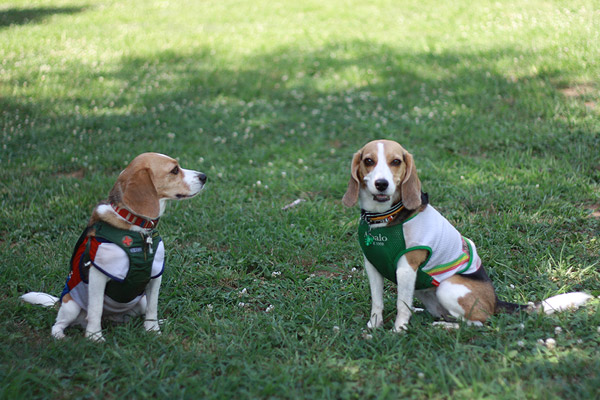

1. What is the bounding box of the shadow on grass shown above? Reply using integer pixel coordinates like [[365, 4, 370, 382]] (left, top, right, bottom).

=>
[[6, 39, 597, 175], [0, 5, 88, 28]]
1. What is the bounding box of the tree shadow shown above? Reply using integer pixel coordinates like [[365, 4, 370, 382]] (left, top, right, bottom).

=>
[[99, 41, 598, 168], [0, 6, 88, 28], [4, 38, 598, 175]]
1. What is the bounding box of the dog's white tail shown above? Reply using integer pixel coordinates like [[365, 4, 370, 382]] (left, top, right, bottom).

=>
[[539, 292, 593, 315], [21, 292, 59, 307]]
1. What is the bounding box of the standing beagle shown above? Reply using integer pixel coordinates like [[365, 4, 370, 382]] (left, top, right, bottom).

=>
[[343, 139, 592, 331], [22, 153, 206, 341]]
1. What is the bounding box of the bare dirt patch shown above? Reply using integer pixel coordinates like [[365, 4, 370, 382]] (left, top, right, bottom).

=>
[[559, 84, 595, 98], [586, 204, 600, 219]]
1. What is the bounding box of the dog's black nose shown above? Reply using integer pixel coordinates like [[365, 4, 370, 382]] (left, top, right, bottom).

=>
[[375, 179, 388, 192], [198, 173, 207, 184]]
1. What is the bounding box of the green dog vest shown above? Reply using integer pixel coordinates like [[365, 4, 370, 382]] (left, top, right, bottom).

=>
[[83, 221, 162, 303], [358, 217, 436, 289]]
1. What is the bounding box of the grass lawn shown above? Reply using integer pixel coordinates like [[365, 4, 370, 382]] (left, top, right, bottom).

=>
[[1, 0, 599, 398]]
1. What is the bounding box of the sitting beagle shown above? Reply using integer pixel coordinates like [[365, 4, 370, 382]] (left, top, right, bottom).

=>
[[343, 139, 592, 331], [21, 153, 206, 341]]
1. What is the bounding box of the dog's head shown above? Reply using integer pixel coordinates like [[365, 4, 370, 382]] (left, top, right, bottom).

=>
[[342, 140, 421, 211], [109, 153, 206, 219]]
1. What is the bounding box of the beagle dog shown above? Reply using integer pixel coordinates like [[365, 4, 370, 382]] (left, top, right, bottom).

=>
[[21, 153, 206, 341], [343, 139, 592, 331]]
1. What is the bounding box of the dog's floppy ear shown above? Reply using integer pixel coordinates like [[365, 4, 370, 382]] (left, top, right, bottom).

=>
[[118, 168, 160, 219], [342, 151, 362, 207], [401, 152, 422, 210]]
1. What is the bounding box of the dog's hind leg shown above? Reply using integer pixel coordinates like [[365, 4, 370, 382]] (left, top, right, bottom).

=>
[[414, 288, 450, 319], [52, 295, 84, 339], [436, 275, 496, 324]]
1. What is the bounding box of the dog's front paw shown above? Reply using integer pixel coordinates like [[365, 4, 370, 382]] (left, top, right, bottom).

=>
[[85, 330, 105, 342], [51, 326, 66, 339], [392, 316, 410, 333], [144, 320, 161, 334], [367, 313, 384, 329]]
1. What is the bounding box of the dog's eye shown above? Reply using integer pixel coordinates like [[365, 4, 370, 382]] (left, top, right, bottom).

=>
[[170, 166, 179, 175], [390, 159, 402, 166], [363, 158, 375, 167]]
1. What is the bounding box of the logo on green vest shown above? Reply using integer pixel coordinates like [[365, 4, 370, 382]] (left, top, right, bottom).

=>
[[364, 232, 388, 247]]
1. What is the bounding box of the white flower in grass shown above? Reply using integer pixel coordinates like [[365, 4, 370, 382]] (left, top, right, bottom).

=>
[[238, 288, 248, 297], [265, 304, 275, 313], [237, 302, 246, 308], [333, 326, 340, 333], [271, 271, 281, 278], [206, 304, 213, 312], [167, 132, 175, 139], [545, 338, 556, 349], [517, 340, 525, 347], [554, 327, 562, 335], [417, 372, 425, 379]]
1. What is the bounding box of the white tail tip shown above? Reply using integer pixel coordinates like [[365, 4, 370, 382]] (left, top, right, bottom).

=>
[[21, 292, 59, 307], [540, 292, 593, 315]]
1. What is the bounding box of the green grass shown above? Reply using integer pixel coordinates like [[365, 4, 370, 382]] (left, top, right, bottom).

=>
[[1, 0, 599, 398]]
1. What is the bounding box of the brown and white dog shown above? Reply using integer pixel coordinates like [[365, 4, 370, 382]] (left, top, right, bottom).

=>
[[343, 139, 592, 331], [22, 153, 206, 341]]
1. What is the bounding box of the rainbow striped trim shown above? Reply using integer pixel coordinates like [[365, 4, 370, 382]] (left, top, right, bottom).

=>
[[425, 238, 471, 276]]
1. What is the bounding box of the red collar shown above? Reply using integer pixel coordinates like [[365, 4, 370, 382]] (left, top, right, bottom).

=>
[[110, 203, 159, 229]]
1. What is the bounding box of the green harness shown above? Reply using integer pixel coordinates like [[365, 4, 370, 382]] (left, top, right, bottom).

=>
[[86, 221, 162, 303], [358, 217, 437, 289]]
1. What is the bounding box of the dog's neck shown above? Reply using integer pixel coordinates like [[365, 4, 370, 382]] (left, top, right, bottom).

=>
[[361, 200, 406, 225], [110, 203, 160, 229], [91, 201, 166, 232], [360, 192, 429, 227]]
